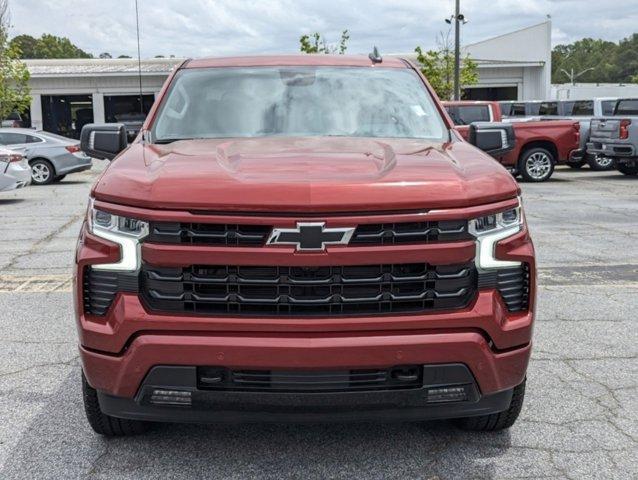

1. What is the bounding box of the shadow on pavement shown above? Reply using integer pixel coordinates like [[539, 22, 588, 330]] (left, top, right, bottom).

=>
[[0, 198, 25, 205], [1, 369, 515, 479]]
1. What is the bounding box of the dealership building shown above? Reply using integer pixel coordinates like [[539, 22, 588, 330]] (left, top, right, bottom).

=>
[[23, 21, 554, 138]]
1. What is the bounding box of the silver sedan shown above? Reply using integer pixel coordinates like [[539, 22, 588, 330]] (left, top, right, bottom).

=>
[[0, 128, 93, 185]]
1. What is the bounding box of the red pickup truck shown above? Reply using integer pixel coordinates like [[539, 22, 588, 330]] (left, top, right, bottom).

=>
[[76, 55, 535, 436], [443, 101, 582, 181]]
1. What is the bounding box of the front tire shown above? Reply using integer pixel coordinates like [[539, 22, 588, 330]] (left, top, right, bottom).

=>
[[82, 373, 149, 436], [30, 159, 55, 185], [617, 163, 638, 176], [52, 174, 67, 183], [454, 379, 526, 431], [518, 148, 555, 182]]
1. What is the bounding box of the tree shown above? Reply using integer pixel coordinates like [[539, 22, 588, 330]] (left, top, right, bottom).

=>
[[300, 30, 349, 54], [414, 31, 478, 100], [0, 0, 30, 120], [9, 33, 92, 59], [8, 34, 37, 57], [551, 38, 619, 84], [117, 55, 132, 59], [99, 52, 112, 59]]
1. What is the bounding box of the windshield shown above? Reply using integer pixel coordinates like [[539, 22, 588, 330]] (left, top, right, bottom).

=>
[[152, 67, 447, 142]]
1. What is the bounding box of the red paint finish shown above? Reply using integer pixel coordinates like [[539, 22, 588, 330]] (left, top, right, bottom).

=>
[[76, 55, 536, 406], [443, 100, 581, 167], [81, 333, 531, 398], [92, 138, 519, 212]]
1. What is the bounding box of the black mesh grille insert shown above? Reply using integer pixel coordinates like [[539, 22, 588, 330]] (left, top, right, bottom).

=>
[[478, 264, 530, 312], [83, 268, 138, 316], [141, 262, 477, 316], [148, 222, 272, 246], [197, 366, 423, 392], [147, 220, 471, 247], [350, 220, 471, 245]]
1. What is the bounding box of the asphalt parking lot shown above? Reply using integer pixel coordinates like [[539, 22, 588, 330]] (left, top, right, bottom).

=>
[[0, 164, 636, 480]]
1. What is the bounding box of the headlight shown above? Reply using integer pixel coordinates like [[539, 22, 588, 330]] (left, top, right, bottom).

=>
[[87, 198, 148, 271], [469, 199, 523, 270]]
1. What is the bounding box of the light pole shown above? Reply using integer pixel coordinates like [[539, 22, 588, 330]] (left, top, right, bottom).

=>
[[560, 67, 595, 86], [445, 1, 467, 100]]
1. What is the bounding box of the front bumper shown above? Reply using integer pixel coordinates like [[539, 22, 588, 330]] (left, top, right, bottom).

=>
[[95, 364, 518, 423], [75, 199, 536, 420]]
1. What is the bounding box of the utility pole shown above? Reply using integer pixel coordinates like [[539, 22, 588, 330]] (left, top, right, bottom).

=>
[[135, 0, 144, 115], [453, 0, 461, 100]]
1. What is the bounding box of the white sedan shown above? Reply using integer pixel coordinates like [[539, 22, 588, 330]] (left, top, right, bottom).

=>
[[0, 146, 31, 192]]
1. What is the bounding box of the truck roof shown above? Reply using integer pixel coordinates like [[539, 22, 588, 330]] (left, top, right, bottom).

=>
[[185, 54, 409, 69]]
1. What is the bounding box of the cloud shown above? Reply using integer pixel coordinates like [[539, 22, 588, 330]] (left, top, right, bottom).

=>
[[8, 0, 638, 58]]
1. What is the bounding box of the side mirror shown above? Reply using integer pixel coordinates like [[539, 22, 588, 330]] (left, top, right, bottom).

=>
[[468, 122, 516, 158], [80, 123, 128, 160]]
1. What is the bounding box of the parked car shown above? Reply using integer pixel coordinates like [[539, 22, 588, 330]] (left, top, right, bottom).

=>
[[444, 100, 582, 181], [0, 128, 93, 185], [76, 54, 535, 436], [552, 99, 616, 171], [587, 98, 638, 176], [0, 146, 31, 192]]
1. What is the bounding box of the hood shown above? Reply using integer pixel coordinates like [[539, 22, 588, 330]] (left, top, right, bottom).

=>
[[92, 137, 519, 212]]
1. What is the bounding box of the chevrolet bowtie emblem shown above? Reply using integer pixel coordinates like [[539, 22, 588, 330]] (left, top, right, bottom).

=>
[[266, 222, 355, 251]]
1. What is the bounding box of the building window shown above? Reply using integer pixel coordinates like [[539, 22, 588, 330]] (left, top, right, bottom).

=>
[[41, 95, 94, 139]]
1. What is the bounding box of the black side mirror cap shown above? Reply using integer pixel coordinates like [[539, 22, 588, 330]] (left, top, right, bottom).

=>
[[468, 122, 516, 158], [80, 123, 128, 161]]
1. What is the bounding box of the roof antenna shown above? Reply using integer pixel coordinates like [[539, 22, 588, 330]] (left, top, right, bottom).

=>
[[135, 0, 144, 115], [369, 46, 382, 64]]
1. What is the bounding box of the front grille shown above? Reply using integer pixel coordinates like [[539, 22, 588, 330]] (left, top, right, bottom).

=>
[[147, 220, 471, 247], [350, 220, 470, 245], [82, 268, 138, 316], [197, 366, 423, 392], [141, 262, 477, 316], [478, 264, 530, 312], [148, 222, 271, 246]]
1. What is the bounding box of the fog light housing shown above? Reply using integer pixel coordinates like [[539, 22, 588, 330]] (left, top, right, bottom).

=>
[[149, 389, 192, 406], [426, 385, 469, 403]]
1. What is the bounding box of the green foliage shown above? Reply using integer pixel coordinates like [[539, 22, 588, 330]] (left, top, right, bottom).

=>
[[551, 35, 638, 84], [299, 30, 349, 54], [9, 34, 92, 59], [0, 38, 31, 120], [414, 41, 478, 100]]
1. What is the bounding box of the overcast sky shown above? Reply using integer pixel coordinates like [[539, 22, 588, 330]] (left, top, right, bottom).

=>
[[9, 0, 638, 59]]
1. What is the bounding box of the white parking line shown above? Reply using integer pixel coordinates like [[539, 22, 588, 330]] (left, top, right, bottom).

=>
[[0, 274, 73, 293]]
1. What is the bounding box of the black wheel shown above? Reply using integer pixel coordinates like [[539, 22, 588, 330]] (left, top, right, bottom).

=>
[[518, 148, 555, 182], [567, 161, 585, 169], [617, 163, 638, 176], [587, 154, 615, 171], [454, 379, 526, 431], [52, 174, 67, 183], [82, 372, 149, 436], [30, 159, 55, 185]]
